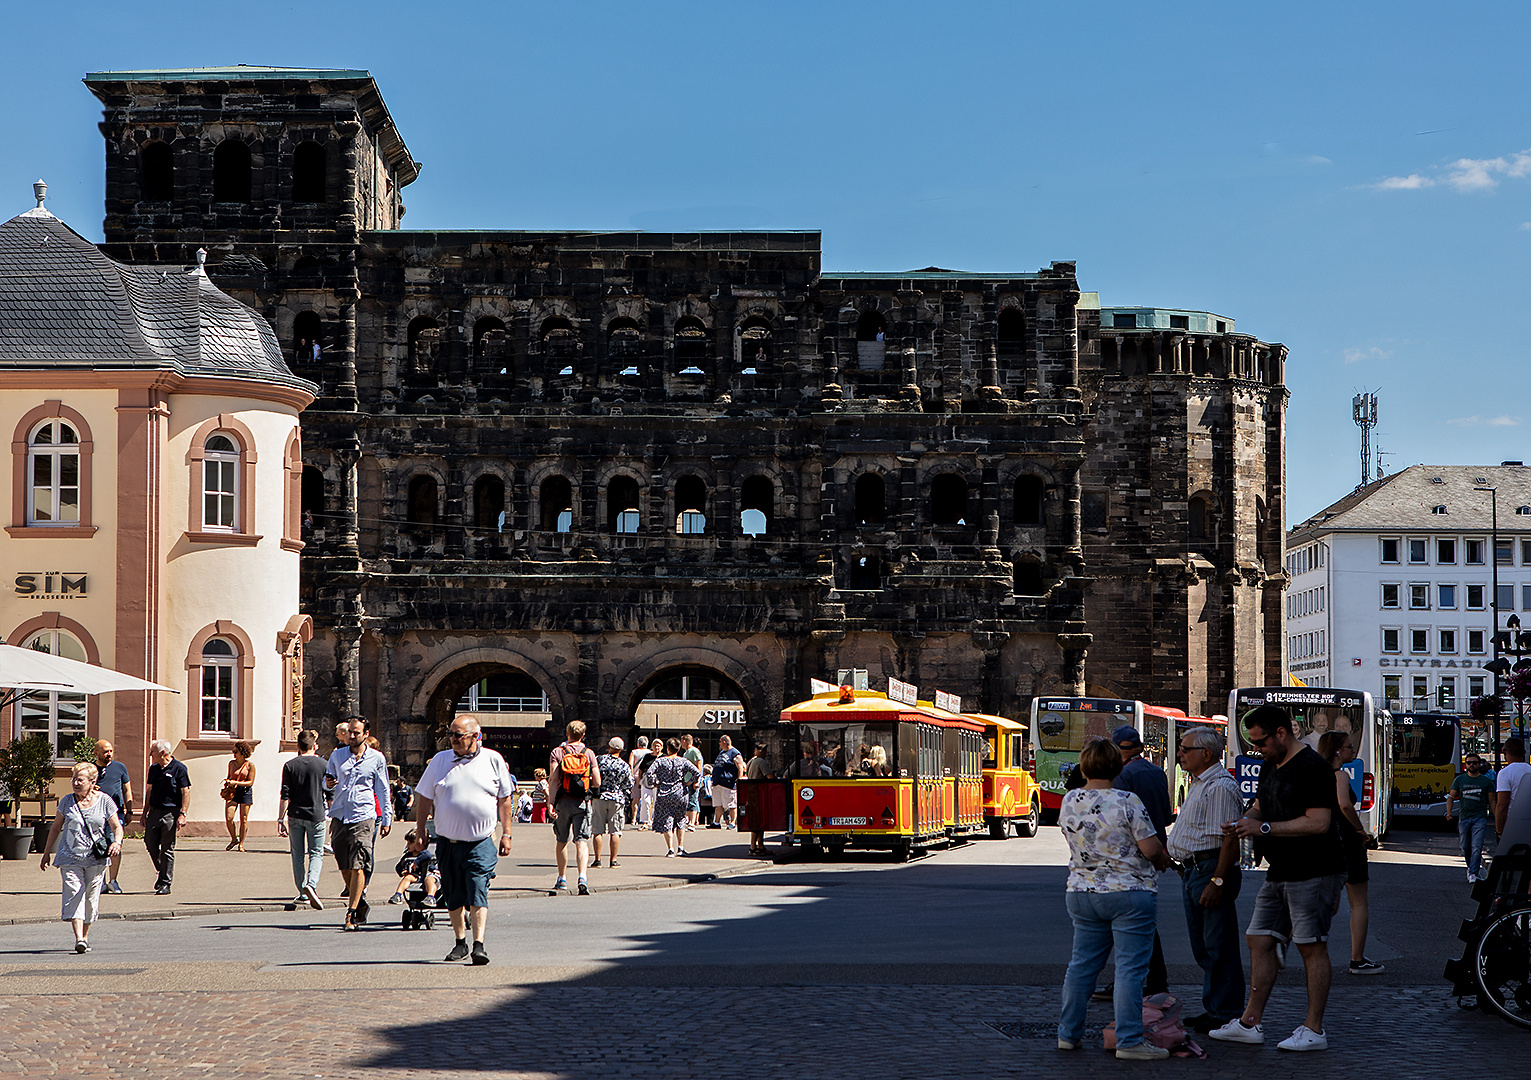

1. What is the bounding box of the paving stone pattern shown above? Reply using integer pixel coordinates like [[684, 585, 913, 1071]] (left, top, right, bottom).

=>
[[2, 982, 1517, 1079]]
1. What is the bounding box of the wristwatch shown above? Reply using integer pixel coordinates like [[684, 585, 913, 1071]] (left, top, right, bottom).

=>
[[1211, 876, 1224, 887], [1259, 821, 1271, 835]]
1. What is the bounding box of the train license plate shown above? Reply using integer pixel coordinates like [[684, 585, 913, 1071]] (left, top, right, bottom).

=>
[[828, 816, 869, 826]]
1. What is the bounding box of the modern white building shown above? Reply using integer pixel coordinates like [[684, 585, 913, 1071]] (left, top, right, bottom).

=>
[[1287, 464, 1531, 713]]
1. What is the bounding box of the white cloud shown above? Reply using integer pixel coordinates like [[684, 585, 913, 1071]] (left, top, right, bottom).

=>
[[1447, 415, 1522, 427], [1374, 148, 1531, 193], [1303, 155, 1333, 167], [1343, 345, 1391, 364]]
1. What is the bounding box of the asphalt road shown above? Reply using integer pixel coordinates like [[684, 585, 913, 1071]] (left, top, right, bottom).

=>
[[0, 821, 1482, 991]]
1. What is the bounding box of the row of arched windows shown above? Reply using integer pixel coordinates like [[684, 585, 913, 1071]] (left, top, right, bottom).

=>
[[385, 470, 1050, 537], [138, 139, 326, 204]]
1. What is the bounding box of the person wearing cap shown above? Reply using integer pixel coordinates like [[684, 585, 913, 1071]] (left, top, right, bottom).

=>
[[592, 737, 632, 868], [1111, 724, 1172, 996]]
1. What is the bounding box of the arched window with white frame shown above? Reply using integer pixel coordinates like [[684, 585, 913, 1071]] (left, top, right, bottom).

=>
[[16, 629, 88, 755], [27, 419, 81, 526], [202, 433, 240, 530], [199, 637, 238, 735]]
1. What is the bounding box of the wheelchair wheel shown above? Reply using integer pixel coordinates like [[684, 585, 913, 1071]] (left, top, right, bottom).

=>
[[1474, 905, 1531, 1029]]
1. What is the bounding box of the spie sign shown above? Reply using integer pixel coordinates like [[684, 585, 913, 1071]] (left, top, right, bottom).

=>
[[15, 572, 88, 599]]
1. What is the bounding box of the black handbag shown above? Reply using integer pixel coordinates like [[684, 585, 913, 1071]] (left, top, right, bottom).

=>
[[72, 798, 113, 860]]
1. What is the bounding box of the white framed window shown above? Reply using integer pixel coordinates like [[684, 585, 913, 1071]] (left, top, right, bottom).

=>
[[1438, 538, 1457, 564], [1383, 674, 1401, 709], [1469, 629, 1487, 654], [1410, 628, 1429, 654], [1409, 583, 1430, 609], [1382, 627, 1401, 653], [1381, 537, 1401, 564], [1408, 538, 1428, 564], [1381, 583, 1400, 609], [1439, 675, 1457, 711], [1497, 539, 1514, 566], [15, 629, 87, 755], [202, 433, 239, 530], [1470, 675, 1487, 699], [1412, 675, 1430, 708], [1439, 583, 1458, 609], [26, 420, 81, 525], [1466, 538, 1486, 565], [199, 637, 237, 735], [1468, 584, 1487, 609], [1440, 628, 1458, 654], [1499, 584, 1516, 613]]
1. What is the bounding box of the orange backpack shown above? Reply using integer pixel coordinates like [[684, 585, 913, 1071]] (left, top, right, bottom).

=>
[[559, 745, 592, 801]]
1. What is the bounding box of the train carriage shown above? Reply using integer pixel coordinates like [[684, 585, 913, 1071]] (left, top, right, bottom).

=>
[[970, 712, 1041, 838], [779, 688, 987, 859]]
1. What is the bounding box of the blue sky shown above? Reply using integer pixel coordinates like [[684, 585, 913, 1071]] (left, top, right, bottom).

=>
[[3, 1, 1528, 523]]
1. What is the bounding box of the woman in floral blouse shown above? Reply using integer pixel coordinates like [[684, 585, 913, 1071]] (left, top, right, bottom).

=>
[[1056, 737, 1172, 1060]]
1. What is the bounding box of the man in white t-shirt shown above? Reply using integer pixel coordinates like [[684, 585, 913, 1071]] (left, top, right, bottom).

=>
[[414, 717, 515, 966], [1495, 737, 1531, 839]]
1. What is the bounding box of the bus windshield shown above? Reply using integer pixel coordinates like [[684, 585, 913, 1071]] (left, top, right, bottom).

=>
[[1035, 699, 1136, 752], [1232, 689, 1364, 754], [1393, 715, 1457, 766]]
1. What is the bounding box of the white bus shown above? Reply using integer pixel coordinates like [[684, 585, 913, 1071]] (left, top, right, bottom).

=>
[[1227, 686, 1393, 840]]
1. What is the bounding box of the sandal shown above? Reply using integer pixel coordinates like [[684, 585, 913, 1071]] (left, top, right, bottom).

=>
[[225, 840, 238, 851]]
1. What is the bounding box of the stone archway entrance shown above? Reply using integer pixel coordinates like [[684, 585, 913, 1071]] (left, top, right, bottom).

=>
[[628, 664, 748, 765], [422, 662, 554, 781]]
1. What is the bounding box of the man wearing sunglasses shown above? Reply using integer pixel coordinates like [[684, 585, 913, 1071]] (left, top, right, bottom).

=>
[[415, 717, 516, 965], [1209, 705, 1346, 1053]]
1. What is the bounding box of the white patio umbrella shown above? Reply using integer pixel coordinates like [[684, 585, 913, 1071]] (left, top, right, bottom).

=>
[[0, 642, 179, 708]]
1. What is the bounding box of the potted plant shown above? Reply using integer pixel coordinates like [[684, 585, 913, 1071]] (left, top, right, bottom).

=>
[[0, 734, 56, 860]]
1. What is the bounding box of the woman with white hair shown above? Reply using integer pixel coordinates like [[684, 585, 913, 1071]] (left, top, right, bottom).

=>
[[39, 761, 123, 953]]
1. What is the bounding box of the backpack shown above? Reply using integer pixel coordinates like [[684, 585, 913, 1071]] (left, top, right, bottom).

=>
[[1101, 993, 1204, 1058], [559, 745, 592, 801]]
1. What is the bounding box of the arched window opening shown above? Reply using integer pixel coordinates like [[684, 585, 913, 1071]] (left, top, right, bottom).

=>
[[18, 629, 87, 755], [1189, 496, 1211, 544], [997, 308, 1026, 358], [740, 476, 774, 536], [292, 310, 323, 366], [739, 317, 771, 374], [930, 473, 969, 526], [540, 476, 573, 533], [292, 141, 326, 203], [202, 433, 239, 530], [292, 256, 322, 279], [139, 141, 173, 202], [608, 318, 642, 375], [608, 475, 641, 534], [856, 311, 887, 342], [406, 475, 438, 527], [213, 139, 252, 203], [408, 316, 440, 376], [850, 555, 882, 590], [855, 473, 886, 526], [1013, 475, 1044, 526], [541, 317, 577, 374], [455, 669, 549, 715], [474, 317, 509, 374], [474, 475, 506, 531], [674, 317, 709, 375], [1014, 560, 1045, 596], [27, 419, 81, 525], [301, 466, 324, 534], [199, 637, 238, 735], [675, 475, 708, 535]]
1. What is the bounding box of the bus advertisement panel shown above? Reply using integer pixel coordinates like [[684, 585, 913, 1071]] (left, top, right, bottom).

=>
[[1030, 697, 1138, 812], [1391, 713, 1461, 818]]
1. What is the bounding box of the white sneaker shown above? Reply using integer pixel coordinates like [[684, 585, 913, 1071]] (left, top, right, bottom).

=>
[[1469, 868, 1479, 883], [1116, 1044, 1170, 1061], [1208, 1018, 1264, 1044], [1277, 1025, 1328, 1051]]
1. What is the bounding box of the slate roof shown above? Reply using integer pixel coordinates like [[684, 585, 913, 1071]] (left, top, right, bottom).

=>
[[0, 205, 315, 395], [1289, 464, 1531, 540]]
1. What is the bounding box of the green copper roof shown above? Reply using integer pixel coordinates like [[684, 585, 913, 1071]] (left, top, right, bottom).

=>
[[84, 66, 372, 82]]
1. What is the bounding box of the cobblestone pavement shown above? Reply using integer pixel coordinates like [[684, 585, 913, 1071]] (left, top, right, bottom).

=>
[[1, 982, 1520, 1080]]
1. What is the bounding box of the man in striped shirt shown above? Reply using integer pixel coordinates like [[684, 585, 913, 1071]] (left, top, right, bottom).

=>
[[1167, 725, 1244, 1034]]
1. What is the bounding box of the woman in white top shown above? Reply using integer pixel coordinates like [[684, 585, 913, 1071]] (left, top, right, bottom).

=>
[[39, 762, 124, 953], [1056, 737, 1172, 1060]]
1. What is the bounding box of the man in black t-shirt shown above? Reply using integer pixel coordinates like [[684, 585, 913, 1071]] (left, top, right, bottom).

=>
[[1209, 705, 1345, 1053], [278, 729, 329, 911]]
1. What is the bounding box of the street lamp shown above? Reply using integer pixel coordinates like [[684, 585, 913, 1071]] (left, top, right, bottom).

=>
[[1477, 485, 1507, 769]]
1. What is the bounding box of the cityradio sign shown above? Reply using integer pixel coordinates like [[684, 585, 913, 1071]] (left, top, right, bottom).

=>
[[14, 572, 88, 599]]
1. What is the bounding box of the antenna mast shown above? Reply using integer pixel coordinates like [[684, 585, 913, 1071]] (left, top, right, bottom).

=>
[[1353, 391, 1379, 489]]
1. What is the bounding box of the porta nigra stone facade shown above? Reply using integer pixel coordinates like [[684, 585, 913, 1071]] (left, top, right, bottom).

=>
[[85, 67, 1287, 774]]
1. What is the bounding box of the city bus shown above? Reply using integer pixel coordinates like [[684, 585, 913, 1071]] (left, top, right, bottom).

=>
[[1390, 712, 1462, 820], [1030, 697, 1224, 818], [1227, 686, 1393, 839]]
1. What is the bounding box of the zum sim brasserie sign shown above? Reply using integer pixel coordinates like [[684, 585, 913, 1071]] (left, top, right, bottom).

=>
[[14, 572, 88, 599]]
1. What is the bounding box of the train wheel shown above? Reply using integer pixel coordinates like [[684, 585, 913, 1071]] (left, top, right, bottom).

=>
[[894, 840, 912, 862], [1476, 906, 1531, 1029], [1016, 797, 1040, 838], [988, 818, 1007, 840], [826, 842, 847, 858]]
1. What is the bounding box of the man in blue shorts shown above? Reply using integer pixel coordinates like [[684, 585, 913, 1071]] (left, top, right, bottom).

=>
[[1211, 704, 1346, 1052], [415, 717, 515, 965]]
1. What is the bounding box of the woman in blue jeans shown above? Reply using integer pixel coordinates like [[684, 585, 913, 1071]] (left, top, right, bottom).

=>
[[1057, 737, 1173, 1060]]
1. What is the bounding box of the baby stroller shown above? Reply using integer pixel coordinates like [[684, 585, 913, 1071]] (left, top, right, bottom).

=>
[[400, 881, 439, 931]]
